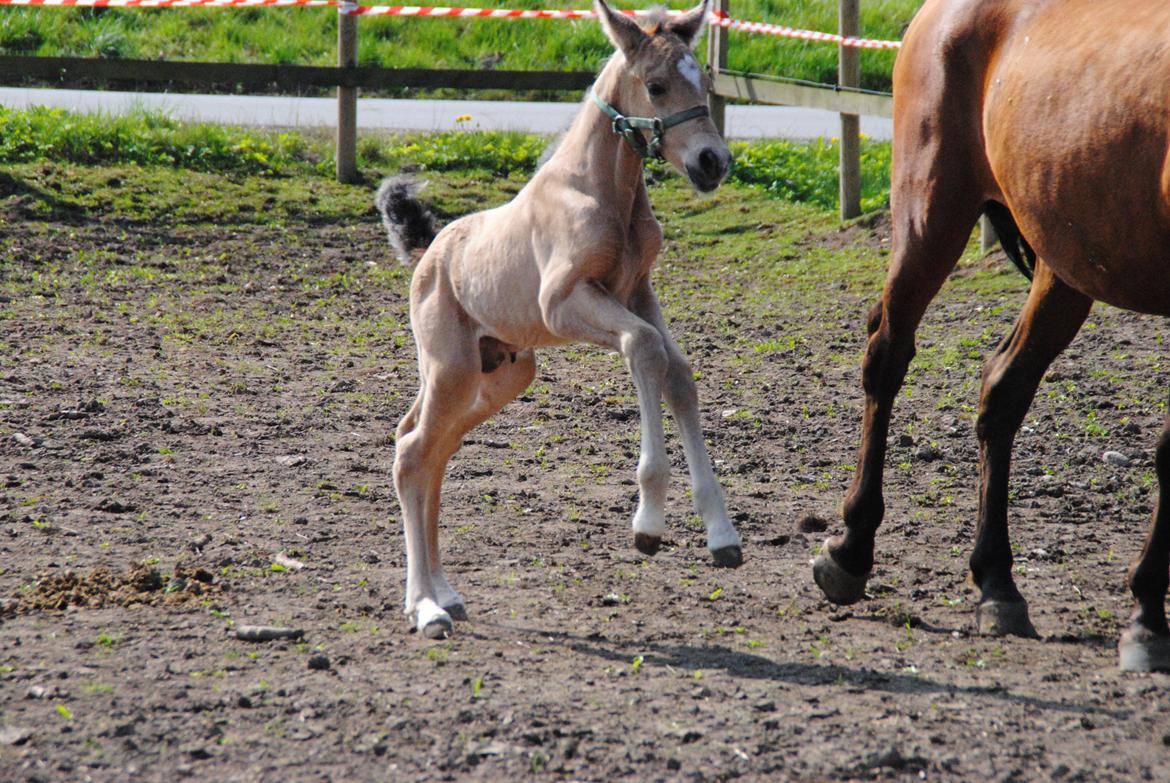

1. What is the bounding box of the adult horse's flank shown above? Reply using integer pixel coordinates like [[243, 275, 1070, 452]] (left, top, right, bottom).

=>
[[813, 0, 1170, 671], [386, 0, 743, 639]]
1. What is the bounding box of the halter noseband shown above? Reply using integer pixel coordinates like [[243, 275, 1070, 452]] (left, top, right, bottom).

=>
[[590, 91, 710, 162]]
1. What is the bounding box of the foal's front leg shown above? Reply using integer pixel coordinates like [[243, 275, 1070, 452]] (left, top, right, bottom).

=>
[[630, 280, 742, 566], [541, 280, 677, 554]]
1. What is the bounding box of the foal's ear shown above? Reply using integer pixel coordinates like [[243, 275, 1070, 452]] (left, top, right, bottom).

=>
[[666, 0, 711, 49], [594, 0, 647, 58]]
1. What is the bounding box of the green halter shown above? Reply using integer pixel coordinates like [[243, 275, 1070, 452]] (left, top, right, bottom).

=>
[[590, 91, 711, 161]]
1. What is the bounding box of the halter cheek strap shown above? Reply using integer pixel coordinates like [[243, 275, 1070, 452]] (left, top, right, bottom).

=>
[[590, 91, 710, 162]]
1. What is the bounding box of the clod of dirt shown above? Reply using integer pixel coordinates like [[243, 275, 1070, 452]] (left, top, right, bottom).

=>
[[234, 625, 304, 642], [94, 498, 136, 514], [1102, 450, 1131, 467], [1, 563, 219, 618], [307, 654, 331, 671], [913, 444, 943, 462], [12, 433, 38, 448], [796, 514, 829, 534], [0, 725, 33, 746]]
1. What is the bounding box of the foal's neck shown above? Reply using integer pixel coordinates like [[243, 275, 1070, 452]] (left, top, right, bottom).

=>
[[549, 55, 648, 220]]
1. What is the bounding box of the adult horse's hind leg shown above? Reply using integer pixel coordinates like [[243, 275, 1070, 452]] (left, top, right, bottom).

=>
[[972, 262, 1091, 637], [630, 280, 742, 566], [813, 155, 985, 603], [1120, 399, 1170, 671]]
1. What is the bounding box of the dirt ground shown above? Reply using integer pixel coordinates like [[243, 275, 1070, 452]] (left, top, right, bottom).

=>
[[1, 163, 1168, 782]]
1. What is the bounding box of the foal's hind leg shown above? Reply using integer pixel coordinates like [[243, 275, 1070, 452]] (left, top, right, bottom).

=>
[[630, 280, 741, 566], [972, 262, 1090, 637], [422, 349, 537, 623], [1119, 400, 1170, 671], [395, 300, 534, 638], [814, 157, 986, 603]]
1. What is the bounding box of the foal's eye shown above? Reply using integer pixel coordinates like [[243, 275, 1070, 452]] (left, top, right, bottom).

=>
[[647, 83, 667, 98]]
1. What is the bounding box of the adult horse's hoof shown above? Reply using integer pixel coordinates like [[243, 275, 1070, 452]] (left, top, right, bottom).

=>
[[634, 533, 662, 556], [812, 545, 868, 605], [1118, 626, 1170, 672], [711, 545, 743, 569], [975, 600, 1038, 638], [443, 602, 469, 622]]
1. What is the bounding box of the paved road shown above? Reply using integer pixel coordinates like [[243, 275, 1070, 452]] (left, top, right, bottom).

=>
[[0, 86, 893, 140]]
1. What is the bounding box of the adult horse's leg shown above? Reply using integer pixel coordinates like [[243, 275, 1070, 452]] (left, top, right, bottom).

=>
[[972, 262, 1090, 636], [1120, 402, 1170, 671], [630, 280, 742, 566], [813, 165, 985, 603]]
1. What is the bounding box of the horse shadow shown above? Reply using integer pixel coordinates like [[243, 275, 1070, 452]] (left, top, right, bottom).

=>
[[466, 620, 1130, 721]]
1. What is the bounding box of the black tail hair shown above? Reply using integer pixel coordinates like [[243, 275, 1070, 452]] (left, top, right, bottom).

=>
[[375, 176, 437, 265], [983, 200, 1035, 281]]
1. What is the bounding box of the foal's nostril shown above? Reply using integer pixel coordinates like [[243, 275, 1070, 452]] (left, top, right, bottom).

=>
[[699, 148, 722, 177]]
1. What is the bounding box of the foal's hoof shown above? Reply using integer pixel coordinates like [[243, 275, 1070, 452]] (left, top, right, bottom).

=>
[[812, 546, 868, 605], [421, 615, 453, 640], [443, 602, 469, 622], [711, 545, 743, 569], [1118, 627, 1170, 672], [634, 533, 662, 556], [975, 600, 1038, 638]]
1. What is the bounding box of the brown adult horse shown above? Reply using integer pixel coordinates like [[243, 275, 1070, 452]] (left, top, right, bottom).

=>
[[812, 0, 1170, 671]]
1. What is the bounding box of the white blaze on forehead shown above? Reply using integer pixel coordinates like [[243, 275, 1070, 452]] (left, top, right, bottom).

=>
[[677, 53, 702, 91]]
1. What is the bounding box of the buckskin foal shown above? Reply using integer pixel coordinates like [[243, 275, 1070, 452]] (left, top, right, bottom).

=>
[[387, 0, 743, 639]]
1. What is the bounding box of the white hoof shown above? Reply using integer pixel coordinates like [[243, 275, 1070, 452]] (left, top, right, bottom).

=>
[[414, 599, 453, 640], [632, 504, 666, 539]]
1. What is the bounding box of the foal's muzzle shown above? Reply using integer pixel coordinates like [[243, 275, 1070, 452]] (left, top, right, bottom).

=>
[[686, 146, 732, 192]]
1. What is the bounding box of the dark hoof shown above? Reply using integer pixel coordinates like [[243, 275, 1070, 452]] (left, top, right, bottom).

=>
[[444, 603, 468, 622], [975, 600, 1038, 638], [422, 616, 453, 640], [634, 533, 661, 556], [812, 546, 868, 605], [1118, 626, 1170, 672], [711, 545, 743, 568]]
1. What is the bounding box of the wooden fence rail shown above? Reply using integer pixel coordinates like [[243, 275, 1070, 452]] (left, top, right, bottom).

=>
[[0, 5, 896, 208]]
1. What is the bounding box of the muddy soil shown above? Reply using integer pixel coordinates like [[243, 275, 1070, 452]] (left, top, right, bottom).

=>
[[1, 166, 1168, 782]]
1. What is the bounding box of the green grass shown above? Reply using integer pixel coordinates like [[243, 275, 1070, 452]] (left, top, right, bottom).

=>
[[0, 1, 921, 94], [0, 105, 893, 210]]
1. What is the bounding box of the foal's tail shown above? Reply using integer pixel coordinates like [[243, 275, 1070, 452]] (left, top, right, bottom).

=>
[[375, 176, 438, 265], [983, 201, 1036, 281]]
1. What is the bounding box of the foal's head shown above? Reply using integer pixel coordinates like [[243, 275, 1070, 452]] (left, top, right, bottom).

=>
[[595, 0, 731, 192]]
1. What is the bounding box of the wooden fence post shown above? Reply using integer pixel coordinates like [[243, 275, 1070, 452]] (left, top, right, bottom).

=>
[[979, 214, 999, 253], [707, 0, 729, 136], [336, 7, 359, 184], [838, 0, 861, 220]]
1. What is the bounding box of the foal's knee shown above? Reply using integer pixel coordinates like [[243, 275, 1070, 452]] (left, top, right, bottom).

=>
[[621, 325, 668, 381]]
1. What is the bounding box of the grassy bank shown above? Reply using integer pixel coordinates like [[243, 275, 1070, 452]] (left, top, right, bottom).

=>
[[0, 1, 921, 94], [0, 105, 892, 211]]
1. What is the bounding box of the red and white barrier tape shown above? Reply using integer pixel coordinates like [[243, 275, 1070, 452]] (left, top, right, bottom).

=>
[[709, 10, 900, 50], [0, 1, 902, 50], [1, 0, 333, 6], [338, 6, 901, 47]]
